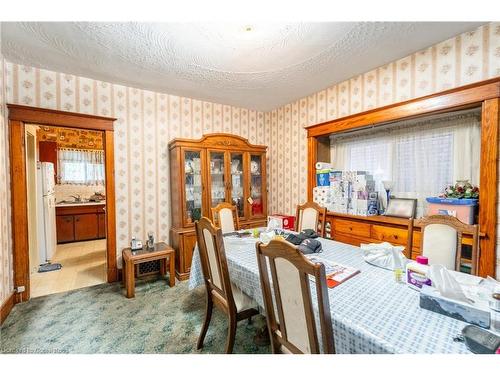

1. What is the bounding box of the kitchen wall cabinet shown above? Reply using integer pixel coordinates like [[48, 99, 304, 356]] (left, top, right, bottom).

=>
[[38, 141, 58, 177], [169, 134, 268, 280], [56, 204, 106, 243]]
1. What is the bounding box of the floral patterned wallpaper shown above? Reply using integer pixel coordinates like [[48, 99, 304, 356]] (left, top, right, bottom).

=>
[[37, 126, 104, 150], [1, 22, 500, 304]]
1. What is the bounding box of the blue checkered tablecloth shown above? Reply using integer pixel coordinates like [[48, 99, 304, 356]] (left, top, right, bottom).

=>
[[188, 233, 473, 354]]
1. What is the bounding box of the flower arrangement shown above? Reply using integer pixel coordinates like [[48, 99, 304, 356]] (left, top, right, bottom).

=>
[[441, 180, 479, 199]]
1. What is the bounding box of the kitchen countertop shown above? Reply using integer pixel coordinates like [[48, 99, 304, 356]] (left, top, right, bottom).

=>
[[55, 201, 106, 208]]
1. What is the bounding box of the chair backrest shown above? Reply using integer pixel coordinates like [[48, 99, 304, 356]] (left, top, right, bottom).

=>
[[211, 202, 240, 233], [409, 215, 479, 275], [255, 239, 335, 354], [295, 201, 327, 237], [195, 217, 236, 313]]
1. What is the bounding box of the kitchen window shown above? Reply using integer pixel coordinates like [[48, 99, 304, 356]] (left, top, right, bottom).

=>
[[57, 148, 105, 185]]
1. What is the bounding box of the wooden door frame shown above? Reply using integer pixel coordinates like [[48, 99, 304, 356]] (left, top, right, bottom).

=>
[[306, 77, 500, 278], [7, 104, 117, 303]]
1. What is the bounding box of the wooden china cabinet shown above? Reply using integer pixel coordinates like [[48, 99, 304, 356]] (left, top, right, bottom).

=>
[[169, 133, 268, 280]]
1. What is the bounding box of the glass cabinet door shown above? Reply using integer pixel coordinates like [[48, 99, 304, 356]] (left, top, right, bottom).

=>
[[209, 151, 227, 208], [183, 150, 203, 225], [230, 153, 245, 218], [249, 154, 265, 217]]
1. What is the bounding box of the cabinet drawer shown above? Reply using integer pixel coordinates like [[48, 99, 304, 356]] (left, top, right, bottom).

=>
[[333, 219, 371, 238], [371, 225, 408, 246]]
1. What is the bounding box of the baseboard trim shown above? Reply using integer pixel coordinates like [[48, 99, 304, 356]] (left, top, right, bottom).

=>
[[1, 291, 15, 325]]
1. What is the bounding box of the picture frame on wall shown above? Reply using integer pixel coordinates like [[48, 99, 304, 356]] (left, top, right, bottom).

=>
[[384, 198, 417, 219]]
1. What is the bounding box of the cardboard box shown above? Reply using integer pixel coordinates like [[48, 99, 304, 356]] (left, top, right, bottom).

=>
[[268, 214, 295, 230]]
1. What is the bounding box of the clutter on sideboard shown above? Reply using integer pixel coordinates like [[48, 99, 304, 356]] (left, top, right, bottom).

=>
[[426, 180, 480, 224], [313, 162, 378, 216]]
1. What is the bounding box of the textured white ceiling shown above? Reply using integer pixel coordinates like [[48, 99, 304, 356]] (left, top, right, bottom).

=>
[[1, 22, 485, 111]]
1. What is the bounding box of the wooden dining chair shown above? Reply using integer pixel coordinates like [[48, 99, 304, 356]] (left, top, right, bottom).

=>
[[255, 239, 335, 354], [295, 201, 327, 237], [195, 217, 259, 353], [211, 202, 240, 234], [407, 215, 479, 275]]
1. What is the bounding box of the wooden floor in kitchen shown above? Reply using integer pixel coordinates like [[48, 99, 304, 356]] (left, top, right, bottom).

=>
[[30, 239, 107, 298]]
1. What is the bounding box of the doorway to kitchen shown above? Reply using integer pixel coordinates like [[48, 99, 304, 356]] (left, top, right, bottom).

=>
[[26, 124, 108, 297], [8, 104, 117, 303]]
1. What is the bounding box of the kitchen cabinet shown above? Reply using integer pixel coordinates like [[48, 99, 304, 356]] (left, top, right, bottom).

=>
[[56, 215, 74, 243], [169, 134, 268, 280], [56, 203, 106, 243], [74, 214, 99, 241], [38, 141, 58, 177]]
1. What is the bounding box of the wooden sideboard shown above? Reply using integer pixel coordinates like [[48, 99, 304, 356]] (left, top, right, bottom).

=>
[[323, 212, 482, 272], [169, 134, 268, 280], [56, 204, 106, 243]]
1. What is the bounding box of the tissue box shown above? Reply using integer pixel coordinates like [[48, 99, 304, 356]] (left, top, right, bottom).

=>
[[267, 214, 295, 230], [419, 285, 491, 329]]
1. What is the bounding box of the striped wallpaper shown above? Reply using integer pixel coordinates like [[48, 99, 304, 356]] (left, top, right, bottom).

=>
[[0, 43, 13, 305], [2, 22, 500, 304]]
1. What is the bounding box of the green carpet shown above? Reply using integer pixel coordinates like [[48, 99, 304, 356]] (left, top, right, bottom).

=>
[[0, 279, 270, 354]]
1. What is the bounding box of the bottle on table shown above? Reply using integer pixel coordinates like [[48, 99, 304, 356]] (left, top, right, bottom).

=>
[[406, 255, 432, 290]]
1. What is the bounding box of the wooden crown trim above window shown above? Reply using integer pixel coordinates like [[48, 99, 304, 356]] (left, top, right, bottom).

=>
[[306, 77, 500, 137], [7, 104, 116, 131]]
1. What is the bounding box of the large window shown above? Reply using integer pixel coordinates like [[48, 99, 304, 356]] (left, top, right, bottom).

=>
[[330, 110, 481, 216], [58, 148, 105, 185]]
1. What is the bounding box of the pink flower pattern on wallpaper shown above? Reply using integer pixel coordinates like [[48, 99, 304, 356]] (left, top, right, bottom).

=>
[[1, 23, 500, 301]]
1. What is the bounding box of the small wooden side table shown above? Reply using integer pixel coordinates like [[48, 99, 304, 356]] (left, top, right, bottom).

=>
[[122, 242, 175, 298]]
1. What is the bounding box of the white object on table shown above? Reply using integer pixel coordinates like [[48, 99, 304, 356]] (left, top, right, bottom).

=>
[[361, 242, 408, 271]]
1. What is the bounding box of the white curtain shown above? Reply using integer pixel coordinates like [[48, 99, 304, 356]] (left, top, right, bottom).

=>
[[58, 148, 105, 185], [330, 111, 481, 217]]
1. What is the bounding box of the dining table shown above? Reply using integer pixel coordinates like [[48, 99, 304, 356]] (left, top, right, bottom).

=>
[[188, 230, 477, 354]]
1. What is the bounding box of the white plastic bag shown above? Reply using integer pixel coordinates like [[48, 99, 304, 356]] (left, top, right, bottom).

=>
[[361, 242, 408, 271]]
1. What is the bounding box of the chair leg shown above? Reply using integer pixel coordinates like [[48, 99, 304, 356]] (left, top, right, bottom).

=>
[[225, 314, 237, 354], [196, 295, 213, 350]]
